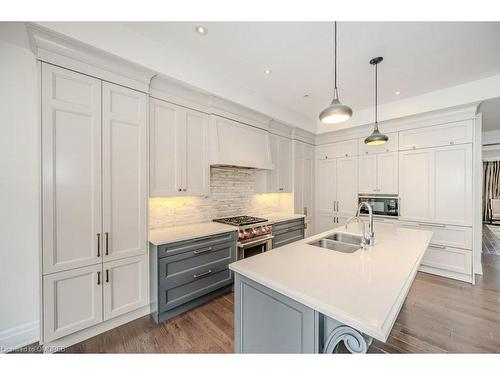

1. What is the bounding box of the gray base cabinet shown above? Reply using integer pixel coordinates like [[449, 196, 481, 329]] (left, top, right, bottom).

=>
[[272, 218, 305, 248], [234, 273, 373, 354], [150, 231, 237, 323], [234, 274, 319, 353]]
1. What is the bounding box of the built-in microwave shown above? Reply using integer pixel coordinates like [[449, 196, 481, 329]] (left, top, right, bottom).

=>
[[358, 195, 399, 217]]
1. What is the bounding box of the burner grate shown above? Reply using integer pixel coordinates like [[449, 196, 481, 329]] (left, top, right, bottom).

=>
[[213, 215, 268, 226]]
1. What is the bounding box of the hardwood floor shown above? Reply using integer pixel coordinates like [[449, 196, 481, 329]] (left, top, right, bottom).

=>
[[483, 224, 500, 255]]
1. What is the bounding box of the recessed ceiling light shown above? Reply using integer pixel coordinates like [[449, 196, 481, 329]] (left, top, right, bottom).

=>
[[195, 26, 208, 35], [395, 91, 401, 95], [264, 69, 272, 75]]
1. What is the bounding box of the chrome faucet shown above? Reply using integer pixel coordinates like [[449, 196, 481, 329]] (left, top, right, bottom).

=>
[[345, 202, 375, 247]]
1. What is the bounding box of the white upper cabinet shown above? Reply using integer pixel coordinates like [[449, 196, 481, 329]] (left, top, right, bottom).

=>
[[150, 98, 209, 197], [256, 134, 292, 193], [315, 156, 358, 226], [336, 157, 358, 215], [376, 152, 398, 195], [294, 141, 315, 234], [102, 82, 148, 261], [316, 158, 337, 212], [42, 64, 102, 274], [399, 149, 433, 222], [359, 152, 398, 195], [209, 115, 273, 169], [317, 139, 357, 160], [399, 144, 472, 226], [184, 109, 210, 195], [433, 145, 473, 225], [399, 120, 473, 151], [358, 154, 377, 194], [358, 132, 398, 155]]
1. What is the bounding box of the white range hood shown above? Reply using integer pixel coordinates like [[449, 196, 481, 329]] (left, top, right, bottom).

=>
[[209, 115, 275, 170]]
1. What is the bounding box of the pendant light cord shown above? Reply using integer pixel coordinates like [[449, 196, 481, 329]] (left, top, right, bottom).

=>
[[334, 21, 337, 91], [375, 61, 378, 124]]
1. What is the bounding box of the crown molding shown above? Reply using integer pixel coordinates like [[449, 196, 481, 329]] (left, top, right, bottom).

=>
[[316, 102, 481, 145], [26, 23, 155, 93]]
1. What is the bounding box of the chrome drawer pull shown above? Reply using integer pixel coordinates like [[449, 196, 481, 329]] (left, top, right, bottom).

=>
[[193, 247, 213, 255], [418, 223, 446, 228], [193, 269, 212, 279], [428, 243, 446, 249]]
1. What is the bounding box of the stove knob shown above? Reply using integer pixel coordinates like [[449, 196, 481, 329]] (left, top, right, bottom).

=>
[[238, 231, 245, 239], [244, 230, 252, 239]]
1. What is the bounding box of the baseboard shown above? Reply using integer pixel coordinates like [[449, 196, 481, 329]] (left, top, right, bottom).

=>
[[42, 305, 150, 351], [0, 321, 39, 353], [419, 265, 473, 283]]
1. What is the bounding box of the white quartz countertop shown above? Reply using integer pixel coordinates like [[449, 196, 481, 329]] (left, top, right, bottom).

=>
[[229, 223, 432, 342], [265, 213, 306, 224], [149, 222, 237, 246]]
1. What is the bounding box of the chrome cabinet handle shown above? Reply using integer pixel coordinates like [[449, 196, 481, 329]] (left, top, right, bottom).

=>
[[428, 243, 446, 249], [97, 271, 101, 285], [97, 233, 101, 257], [418, 223, 446, 228], [279, 187, 284, 191], [105, 232, 109, 255], [193, 269, 212, 279], [193, 247, 212, 255], [178, 188, 182, 192], [105, 269, 110, 283], [183, 188, 187, 192]]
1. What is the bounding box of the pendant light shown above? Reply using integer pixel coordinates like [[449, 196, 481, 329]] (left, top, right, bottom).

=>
[[365, 57, 388, 145], [319, 22, 352, 124]]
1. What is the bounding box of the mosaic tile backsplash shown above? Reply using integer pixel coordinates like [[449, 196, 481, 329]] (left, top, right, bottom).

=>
[[149, 166, 292, 229]]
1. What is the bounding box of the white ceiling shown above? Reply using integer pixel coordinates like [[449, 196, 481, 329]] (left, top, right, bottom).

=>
[[119, 21, 500, 131]]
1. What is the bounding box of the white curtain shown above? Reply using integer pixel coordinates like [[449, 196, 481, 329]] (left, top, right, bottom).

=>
[[483, 161, 500, 222]]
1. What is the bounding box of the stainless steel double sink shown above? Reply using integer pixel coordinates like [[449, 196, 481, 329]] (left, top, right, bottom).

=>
[[308, 232, 363, 253]]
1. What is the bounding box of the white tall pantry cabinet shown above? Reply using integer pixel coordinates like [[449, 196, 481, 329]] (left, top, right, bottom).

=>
[[294, 141, 315, 236], [41, 63, 149, 343]]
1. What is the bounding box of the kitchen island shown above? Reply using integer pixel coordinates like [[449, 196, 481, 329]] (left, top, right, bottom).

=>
[[229, 223, 432, 353]]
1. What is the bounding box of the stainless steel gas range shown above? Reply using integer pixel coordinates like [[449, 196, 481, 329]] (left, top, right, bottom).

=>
[[213, 216, 273, 260]]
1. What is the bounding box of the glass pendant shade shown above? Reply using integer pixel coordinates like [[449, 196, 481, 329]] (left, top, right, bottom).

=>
[[319, 91, 353, 124]]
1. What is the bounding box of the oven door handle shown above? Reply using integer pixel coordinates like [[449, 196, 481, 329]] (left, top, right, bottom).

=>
[[238, 235, 274, 249]]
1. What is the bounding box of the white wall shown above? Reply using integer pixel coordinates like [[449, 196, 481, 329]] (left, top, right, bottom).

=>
[[0, 24, 40, 351]]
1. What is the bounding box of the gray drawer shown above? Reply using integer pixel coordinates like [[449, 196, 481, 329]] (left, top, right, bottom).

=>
[[273, 228, 304, 248], [159, 241, 235, 287], [158, 231, 236, 258], [159, 268, 232, 313], [273, 218, 305, 234]]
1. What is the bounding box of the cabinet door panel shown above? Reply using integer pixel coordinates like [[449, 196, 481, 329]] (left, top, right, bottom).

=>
[[303, 145, 314, 217], [433, 145, 472, 225], [293, 142, 304, 213], [149, 99, 183, 196], [42, 64, 102, 274], [43, 264, 102, 342], [377, 152, 398, 194], [358, 154, 377, 194], [102, 83, 147, 261], [184, 109, 209, 195], [399, 149, 432, 221], [336, 157, 358, 215], [277, 136, 292, 192], [399, 120, 473, 150], [103, 255, 148, 320], [316, 159, 337, 211]]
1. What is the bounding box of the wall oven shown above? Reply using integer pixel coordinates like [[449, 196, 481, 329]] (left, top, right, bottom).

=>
[[358, 195, 399, 217]]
